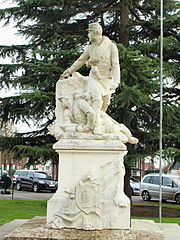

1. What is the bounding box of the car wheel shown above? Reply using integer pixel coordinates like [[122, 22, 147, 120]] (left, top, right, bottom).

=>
[[16, 182, 21, 191], [142, 191, 151, 201], [175, 194, 180, 204], [33, 183, 39, 193]]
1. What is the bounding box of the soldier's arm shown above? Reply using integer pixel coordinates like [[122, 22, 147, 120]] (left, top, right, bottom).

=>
[[62, 47, 90, 77]]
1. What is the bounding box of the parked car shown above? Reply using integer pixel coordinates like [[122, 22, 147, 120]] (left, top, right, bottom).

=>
[[130, 177, 140, 195], [12, 170, 22, 185], [140, 173, 180, 204], [16, 170, 58, 193]]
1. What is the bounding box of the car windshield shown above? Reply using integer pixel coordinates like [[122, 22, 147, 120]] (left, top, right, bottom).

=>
[[130, 178, 139, 183], [34, 172, 51, 179], [171, 176, 180, 183]]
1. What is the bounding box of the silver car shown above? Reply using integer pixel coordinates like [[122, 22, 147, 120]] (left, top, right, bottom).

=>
[[140, 173, 180, 204], [130, 178, 140, 195]]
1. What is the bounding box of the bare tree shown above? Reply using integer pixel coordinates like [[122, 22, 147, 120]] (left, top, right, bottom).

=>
[[0, 121, 16, 174]]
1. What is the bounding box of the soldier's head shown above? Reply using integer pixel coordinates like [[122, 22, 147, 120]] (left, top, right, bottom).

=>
[[87, 22, 103, 42]]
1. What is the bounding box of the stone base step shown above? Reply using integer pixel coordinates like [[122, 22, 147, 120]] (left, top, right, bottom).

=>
[[156, 223, 180, 240], [3, 217, 164, 240], [0, 218, 179, 240]]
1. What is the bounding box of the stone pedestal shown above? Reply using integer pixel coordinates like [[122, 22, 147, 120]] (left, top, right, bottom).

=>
[[4, 217, 165, 240], [47, 138, 130, 230]]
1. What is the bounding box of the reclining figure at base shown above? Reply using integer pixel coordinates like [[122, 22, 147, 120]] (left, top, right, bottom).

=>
[[48, 72, 138, 144]]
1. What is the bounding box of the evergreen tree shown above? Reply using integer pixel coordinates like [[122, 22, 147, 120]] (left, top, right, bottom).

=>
[[0, 0, 179, 188]]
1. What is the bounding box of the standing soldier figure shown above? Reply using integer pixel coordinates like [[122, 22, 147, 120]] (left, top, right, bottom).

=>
[[62, 22, 120, 134]]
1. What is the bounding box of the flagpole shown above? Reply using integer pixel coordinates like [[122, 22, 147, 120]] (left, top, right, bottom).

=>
[[159, 0, 163, 224]]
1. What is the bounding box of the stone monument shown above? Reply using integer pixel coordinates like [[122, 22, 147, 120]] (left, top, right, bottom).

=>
[[4, 22, 165, 240], [47, 22, 138, 230]]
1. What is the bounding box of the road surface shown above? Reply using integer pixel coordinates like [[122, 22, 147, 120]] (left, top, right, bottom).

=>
[[0, 189, 53, 200], [0, 190, 177, 205]]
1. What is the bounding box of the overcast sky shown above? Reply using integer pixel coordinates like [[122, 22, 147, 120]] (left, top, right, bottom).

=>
[[0, 0, 27, 96], [0, 0, 20, 45], [0, 1, 34, 132], [0, 1, 28, 45]]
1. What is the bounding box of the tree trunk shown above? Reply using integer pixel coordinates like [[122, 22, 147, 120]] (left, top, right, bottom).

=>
[[119, 0, 130, 45], [124, 162, 132, 204]]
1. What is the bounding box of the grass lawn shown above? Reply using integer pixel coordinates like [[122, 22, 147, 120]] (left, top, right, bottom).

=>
[[0, 200, 179, 226], [0, 200, 47, 226], [132, 203, 180, 225]]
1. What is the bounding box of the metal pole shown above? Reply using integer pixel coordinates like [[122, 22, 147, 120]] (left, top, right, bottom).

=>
[[159, 0, 163, 224]]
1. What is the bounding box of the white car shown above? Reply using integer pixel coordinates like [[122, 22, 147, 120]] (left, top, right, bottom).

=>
[[130, 178, 140, 195], [12, 170, 22, 185]]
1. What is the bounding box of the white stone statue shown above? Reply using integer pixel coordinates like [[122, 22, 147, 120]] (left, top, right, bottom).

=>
[[47, 23, 138, 231], [62, 23, 120, 135], [48, 23, 138, 145]]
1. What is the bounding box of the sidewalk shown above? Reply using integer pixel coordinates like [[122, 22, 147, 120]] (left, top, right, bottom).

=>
[[156, 223, 180, 240], [0, 219, 28, 240], [0, 219, 180, 240]]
